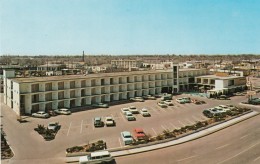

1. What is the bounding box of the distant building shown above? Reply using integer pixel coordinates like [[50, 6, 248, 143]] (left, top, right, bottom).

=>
[[37, 64, 66, 71], [111, 59, 142, 69]]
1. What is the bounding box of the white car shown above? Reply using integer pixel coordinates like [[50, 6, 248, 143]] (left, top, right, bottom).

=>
[[105, 117, 115, 126], [143, 95, 156, 100], [157, 101, 167, 108], [47, 122, 59, 131], [164, 100, 174, 106], [225, 104, 237, 110], [121, 131, 133, 145], [176, 98, 185, 104], [217, 105, 232, 113], [32, 111, 50, 118], [121, 107, 130, 115], [140, 108, 151, 117], [79, 151, 114, 164], [125, 112, 136, 121], [130, 97, 144, 102], [54, 108, 71, 115], [129, 106, 139, 114]]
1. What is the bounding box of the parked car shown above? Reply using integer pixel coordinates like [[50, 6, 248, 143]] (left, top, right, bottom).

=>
[[140, 108, 151, 117], [182, 97, 191, 103], [234, 92, 246, 96], [213, 107, 228, 116], [217, 95, 229, 100], [160, 94, 172, 100], [54, 108, 71, 115], [216, 105, 232, 114], [121, 107, 130, 115], [225, 104, 237, 110], [154, 94, 162, 98], [130, 97, 144, 102], [157, 101, 167, 108], [105, 117, 115, 126], [79, 151, 115, 164], [133, 128, 147, 140], [176, 98, 185, 104], [91, 103, 109, 108], [94, 117, 104, 127], [125, 112, 136, 121], [121, 131, 133, 145], [129, 106, 139, 114], [249, 98, 260, 105], [191, 99, 206, 105], [47, 122, 59, 131], [203, 108, 223, 118], [48, 110, 57, 116], [164, 100, 174, 106], [32, 111, 50, 118], [143, 95, 156, 100]]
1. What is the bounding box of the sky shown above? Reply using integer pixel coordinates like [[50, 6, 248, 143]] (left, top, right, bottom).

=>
[[1, 0, 260, 55]]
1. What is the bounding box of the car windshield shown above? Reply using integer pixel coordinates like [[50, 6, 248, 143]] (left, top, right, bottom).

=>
[[124, 134, 131, 138], [127, 113, 133, 116], [49, 123, 56, 126], [95, 118, 101, 121]]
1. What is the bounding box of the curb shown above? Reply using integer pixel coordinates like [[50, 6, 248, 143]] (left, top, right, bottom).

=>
[[66, 111, 259, 163]]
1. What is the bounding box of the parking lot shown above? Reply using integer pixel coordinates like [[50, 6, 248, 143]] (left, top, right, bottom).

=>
[[12, 94, 248, 151]]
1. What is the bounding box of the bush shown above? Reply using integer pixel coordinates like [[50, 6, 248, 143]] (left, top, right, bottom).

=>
[[156, 135, 164, 140], [66, 146, 84, 153]]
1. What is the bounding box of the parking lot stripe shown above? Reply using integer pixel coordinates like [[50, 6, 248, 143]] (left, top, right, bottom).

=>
[[177, 155, 198, 162], [150, 107, 160, 114], [192, 115, 201, 122], [120, 112, 127, 122], [197, 114, 207, 120], [161, 125, 168, 131], [240, 134, 250, 140], [186, 119, 194, 125], [151, 128, 158, 136], [118, 137, 123, 148], [216, 144, 230, 150], [67, 122, 72, 136], [178, 120, 186, 127], [92, 119, 95, 130], [169, 123, 178, 129], [80, 120, 83, 134], [159, 108, 167, 112]]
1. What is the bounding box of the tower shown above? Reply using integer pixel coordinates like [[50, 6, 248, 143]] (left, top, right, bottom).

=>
[[82, 51, 85, 62]]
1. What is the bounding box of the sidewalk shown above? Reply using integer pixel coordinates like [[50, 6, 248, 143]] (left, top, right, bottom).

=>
[[66, 111, 259, 163]]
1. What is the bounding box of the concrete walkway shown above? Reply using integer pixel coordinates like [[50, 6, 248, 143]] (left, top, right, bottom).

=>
[[66, 111, 259, 163]]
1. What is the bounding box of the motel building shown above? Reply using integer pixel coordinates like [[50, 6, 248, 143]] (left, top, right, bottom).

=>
[[3, 67, 211, 116], [195, 73, 247, 97]]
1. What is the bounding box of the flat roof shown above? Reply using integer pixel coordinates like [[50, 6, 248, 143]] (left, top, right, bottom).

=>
[[90, 151, 110, 157], [196, 74, 244, 80], [10, 68, 206, 83]]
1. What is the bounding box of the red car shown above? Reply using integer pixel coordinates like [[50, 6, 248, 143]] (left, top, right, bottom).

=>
[[133, 128, 146, 140]]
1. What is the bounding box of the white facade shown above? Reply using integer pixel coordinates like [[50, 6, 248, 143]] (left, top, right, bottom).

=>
[[3, 68, 209, 115]]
